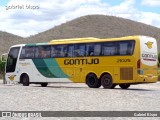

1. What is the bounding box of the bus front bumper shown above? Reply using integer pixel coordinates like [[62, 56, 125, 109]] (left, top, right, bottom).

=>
[[137, 75, 158, 83]]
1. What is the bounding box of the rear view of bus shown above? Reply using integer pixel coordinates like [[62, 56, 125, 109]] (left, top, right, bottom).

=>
[[137, 36, 158, 83]]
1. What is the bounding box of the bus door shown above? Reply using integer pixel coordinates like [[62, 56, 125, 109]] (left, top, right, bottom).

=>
[[5, 47, 20, 83]]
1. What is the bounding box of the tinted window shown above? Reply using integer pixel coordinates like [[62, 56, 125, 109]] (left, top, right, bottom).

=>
[[94, 44, 101, 56], [51, 45, 67, 58], [118, 41, 135, 55], [35, 46, 51, 58], [74, 44, 86, 57], [101, 40, 135, 56], [86, 43, 94, 56], [20, 46, 35, 59], [102, 42, 117, 55], [6, 47, 20, 73], [68, 45, 74, 57]]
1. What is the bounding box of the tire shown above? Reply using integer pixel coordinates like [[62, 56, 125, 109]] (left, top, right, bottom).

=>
[[86, 73, 101, 88], [119, 84, 130, 89], [41, 83, 48, 87], [101, 74, 116, 89], [22, 74, 29, 86]]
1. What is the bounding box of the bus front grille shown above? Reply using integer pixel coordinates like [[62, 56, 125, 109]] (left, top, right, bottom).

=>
[[120, 67, 133, 80]]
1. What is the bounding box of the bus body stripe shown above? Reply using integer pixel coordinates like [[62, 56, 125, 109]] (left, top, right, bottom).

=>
[[32, 59, 70, 78], [32, 59, 55, 78], [43, 59, 70, 78]]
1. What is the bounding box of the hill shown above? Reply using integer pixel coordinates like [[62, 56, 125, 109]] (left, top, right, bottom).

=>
[[26, 15, 160, 50], [0, 31, 24, 55], [0, 15, 160, 55]]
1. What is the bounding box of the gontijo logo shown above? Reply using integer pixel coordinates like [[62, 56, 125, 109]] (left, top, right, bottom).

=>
[[8, 75, 16, 81], [145, 41, 153, 49]]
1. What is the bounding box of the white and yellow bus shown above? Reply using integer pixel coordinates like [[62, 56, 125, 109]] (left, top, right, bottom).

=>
[[1, 35, 158, 89]]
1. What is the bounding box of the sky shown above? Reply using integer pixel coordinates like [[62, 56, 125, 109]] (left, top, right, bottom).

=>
[[0, 0, 160, 37]]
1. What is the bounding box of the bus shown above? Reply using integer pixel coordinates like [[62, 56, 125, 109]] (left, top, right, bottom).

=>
[[1, 35, 158, 89]]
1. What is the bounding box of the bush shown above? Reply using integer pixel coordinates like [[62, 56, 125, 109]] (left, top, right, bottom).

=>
[[0, 59, 6, 79]]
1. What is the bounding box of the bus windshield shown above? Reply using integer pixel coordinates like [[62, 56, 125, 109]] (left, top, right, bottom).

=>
[[6, 47, 20, 73]]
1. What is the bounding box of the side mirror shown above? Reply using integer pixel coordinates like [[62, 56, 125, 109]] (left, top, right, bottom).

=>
[[1, 53, 8, 62]]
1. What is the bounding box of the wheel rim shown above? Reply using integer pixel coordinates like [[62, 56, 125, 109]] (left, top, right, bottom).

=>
[[103, 77, 110, 86]]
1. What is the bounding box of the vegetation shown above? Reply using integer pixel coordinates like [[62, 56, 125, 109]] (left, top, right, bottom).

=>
[[0, 59, 6, 79]]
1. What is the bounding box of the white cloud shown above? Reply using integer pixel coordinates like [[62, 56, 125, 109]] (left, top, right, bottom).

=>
[[0, 0, 160, 37], [138, 12, 160, 27], [106, 0, 160, 28], [107, 0, 136, 14], [0, 0, 109, 37], [141, 0, 160, 7]]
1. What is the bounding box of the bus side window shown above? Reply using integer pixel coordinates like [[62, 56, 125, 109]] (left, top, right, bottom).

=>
[[52, 45, 68, 58], [102, 42, 117, 56], [79, 44, 85, 57], [68, 45, 74, 57], [119, 43, 128, 55], [43, 46, 51, 58], [63, 46, 68, 57], [36, 46, 43, 58], [20, 47, 26, 59], [56, 46, 64, 57], [51, 46, 56, 57], [94, 44, 101, 56], [20, 46, 34, 59], [74, 44, 85, 57], [127, 41, 135, 55], [86, 43, 94, 56]]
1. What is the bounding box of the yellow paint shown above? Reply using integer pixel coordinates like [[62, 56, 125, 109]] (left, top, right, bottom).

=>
[[47, 36, 157, 84]]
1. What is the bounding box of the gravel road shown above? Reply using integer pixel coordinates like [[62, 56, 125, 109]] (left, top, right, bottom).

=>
[[0, 80, 160, 120]]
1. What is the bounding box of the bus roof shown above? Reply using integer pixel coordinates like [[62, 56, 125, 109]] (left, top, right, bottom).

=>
[[10, 35, 155, 47], [49, 37, 99, 44], [48, 35, 154, 45], [11, 44, 25, 47]]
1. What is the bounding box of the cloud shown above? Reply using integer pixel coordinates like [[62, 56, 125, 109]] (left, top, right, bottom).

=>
[[0, 0, 109, 37], [106, 0, 160, 28], [107, 0, 137, 18], [0, 0, 160, 37], [141, 0, 160, 7], [138, 12, 160, 27]]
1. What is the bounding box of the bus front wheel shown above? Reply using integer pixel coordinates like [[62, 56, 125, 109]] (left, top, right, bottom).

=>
[[119, 84, 130, 89], [101, 74, 116, 89], [41, 83, 48, 87], [22, 74, 29, 86], [86, 73, 101, 88]]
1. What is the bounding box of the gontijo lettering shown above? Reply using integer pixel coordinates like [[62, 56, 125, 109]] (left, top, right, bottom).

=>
[[64, 58, 99, 65], [142, 54, 157, 61]]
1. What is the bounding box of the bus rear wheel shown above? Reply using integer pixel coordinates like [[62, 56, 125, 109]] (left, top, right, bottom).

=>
[[101, 74, 116, 89], [22, 74, 29, 86], [41, 83, 48, 87], [119, 84, 130, 89], [86, 73, 101, 88]]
